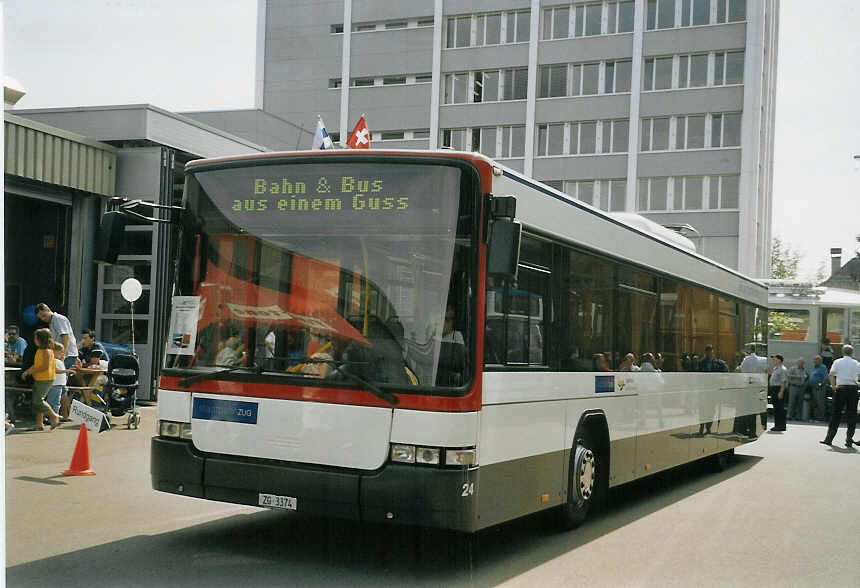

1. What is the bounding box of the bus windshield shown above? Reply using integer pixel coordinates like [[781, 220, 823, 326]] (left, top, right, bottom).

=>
[[164, 160, 476, 393]]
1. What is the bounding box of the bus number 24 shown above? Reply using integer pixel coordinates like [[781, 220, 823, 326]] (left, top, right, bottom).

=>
[[461, 482, 474, 497]]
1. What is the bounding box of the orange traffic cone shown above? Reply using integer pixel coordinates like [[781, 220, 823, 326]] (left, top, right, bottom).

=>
[[62, 423, 96, 476]]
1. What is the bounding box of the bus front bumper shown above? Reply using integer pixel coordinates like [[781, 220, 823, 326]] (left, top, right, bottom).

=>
[[151, 437, 479, 532]]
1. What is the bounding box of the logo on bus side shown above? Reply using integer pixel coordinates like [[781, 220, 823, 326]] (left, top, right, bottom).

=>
[[595, 375, 615, 394]]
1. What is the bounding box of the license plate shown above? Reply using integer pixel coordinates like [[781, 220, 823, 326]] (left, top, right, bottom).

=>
[[258, 493, 297, 510]]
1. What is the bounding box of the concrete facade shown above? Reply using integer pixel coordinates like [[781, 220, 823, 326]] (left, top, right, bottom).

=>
[[250, 0, 778, 277]]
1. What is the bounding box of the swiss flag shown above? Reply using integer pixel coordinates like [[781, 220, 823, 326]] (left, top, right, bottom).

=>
[[346, 116, 371, 149]]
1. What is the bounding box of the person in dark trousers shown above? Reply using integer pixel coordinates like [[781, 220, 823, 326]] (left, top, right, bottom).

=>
[[769, 354, 788, 431], [820, 345, 860, 448]]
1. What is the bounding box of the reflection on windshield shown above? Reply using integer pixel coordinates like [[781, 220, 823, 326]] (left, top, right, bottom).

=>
[[166, 162, 474, 391]]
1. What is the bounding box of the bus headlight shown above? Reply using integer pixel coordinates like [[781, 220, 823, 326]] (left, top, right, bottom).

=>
[[390, 444, 416, 463], [415, 447, 440, 465], [389, 444, 477, 467], [159, 420, 192, 440]]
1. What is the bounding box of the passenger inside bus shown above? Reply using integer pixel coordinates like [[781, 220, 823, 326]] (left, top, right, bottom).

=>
[[437, 304, 466, 386]]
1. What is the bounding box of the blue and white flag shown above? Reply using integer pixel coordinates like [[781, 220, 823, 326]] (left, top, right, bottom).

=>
[[312, 116, 333, 150]]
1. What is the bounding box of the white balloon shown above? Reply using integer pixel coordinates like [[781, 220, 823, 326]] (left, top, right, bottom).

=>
[[120, 278, 143, 302]]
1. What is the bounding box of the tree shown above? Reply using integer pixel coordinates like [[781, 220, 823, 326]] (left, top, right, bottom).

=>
[[770, 236, 802, 280]]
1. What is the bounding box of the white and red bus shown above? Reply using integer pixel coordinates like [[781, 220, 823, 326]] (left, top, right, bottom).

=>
[[150, 149, 768, 532]]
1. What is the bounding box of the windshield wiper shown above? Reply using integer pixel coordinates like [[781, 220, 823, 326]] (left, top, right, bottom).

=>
[[281, 355, 399, 406], [178, 363, 262, 387]]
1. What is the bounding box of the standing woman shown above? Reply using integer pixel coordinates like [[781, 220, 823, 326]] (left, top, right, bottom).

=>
[[21, 328, 61, 431]]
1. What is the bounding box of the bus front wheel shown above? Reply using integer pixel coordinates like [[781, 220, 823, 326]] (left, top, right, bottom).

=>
[[557, 428, 599, 530]]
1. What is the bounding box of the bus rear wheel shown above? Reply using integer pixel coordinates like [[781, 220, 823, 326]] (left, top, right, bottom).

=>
[[557, 429, 599, 530]]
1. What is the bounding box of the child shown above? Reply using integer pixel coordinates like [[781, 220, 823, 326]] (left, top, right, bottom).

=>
[[47, 342, 70, 418], [21, 328, 61, 431]]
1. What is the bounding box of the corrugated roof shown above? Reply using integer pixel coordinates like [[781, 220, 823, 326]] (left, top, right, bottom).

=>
[[4, 112, 116, 197]]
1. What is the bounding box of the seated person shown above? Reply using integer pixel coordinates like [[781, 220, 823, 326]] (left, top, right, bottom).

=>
[[5, 325, 27, 364], [441, 306, 464, 345], [78, 328, 109, 365], [215, 334, 246, 367]]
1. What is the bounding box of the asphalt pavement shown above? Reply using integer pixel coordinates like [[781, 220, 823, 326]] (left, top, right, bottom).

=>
[[5, 407, 860, 587]]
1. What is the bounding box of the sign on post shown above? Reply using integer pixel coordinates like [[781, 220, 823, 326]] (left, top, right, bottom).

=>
[[69, 399, 110, 433]]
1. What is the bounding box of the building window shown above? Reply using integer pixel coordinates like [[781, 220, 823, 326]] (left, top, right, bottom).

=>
[[675, 114, 706, 149], [678, 54, 709, 88], [719, 175, 740, 208], [412, 129, 431, 139], [379, 131, 405, 141], [502, 68, 528, 100], [383, 76, 406, 85], [562, 180, 595, 206], [352, 78, 374, 87], [681, 0, 712, 26], [474, 70, 500, 102], [353, 22, 377, 32], [649, 0, 745, 29], [444, 72, 469, 103], [500, 125, 525, 157], [716, 0, 747, 23], [641, 117, 670, 151], [536, 123, 565, 156], [330, 24, 344, 34], [477, 12, 503, 45], [604, 119, 629, 153], [644, 56, 673, 90], [714, 51, 745, 85], [385, 21, 407, 30], [711, 113, 742, 147], [647, 0, 677, 30], [446, 15, 471, 47], [328, 78, 342, 89], [680, 176, 704, 209], [539, 64, 568, 98], [441, 128, 466, 150], [608, 1, 636, 33], [709, 175, 740, 208], [415, 73, 433, 83], [417, 18, 435, 27], [605, 60, 632, 93], [507, 10, 530, 43], [445, 68, 525, 104], [477, 127, 497, 157], [447, 10, 529, 49], [607, 179, 627, 211], [443, 126, 524, 157], [639, 175, 740, 210], [637, 177, 669, 211]]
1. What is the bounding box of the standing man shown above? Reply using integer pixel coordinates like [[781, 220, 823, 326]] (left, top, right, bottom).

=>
[[808, 355, 829, 421], [820, 345, 860, 448], [34, 303, 78, 370], [769, 354, 788, 431], [786, 358, 809, 421]]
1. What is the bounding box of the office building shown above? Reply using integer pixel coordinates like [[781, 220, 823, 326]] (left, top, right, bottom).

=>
[[251, 0, 779, 276]]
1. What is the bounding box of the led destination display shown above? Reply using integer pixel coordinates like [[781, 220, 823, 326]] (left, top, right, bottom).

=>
[[193, 163, 463, 236]]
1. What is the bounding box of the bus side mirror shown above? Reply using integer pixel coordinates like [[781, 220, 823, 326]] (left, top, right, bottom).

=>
[[487, 218, 521, 280], [94, 210, 128, 264]]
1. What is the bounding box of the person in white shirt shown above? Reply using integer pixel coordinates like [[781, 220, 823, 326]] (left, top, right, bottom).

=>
[[47, 342, 71, 417], [264, 328, 276, 370], [820, 345, 860, 448], [739, 345, 767, 373]]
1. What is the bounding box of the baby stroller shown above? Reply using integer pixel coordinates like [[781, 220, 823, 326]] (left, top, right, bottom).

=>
[[104, 353, 141, 429]]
